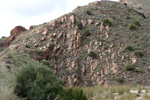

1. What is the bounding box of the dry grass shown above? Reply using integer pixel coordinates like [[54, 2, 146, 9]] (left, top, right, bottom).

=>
[[0, 66, 19, 100], [82, 85, 150, 100]]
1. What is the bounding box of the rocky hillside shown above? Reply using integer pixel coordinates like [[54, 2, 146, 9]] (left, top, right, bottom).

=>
[[129, 0, 150, 17], [1, 1, 150, 87]]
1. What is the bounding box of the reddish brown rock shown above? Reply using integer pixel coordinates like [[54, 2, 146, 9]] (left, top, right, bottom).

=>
[[29, 25, 36, 30], [0, 26, 27, 47], [10, 26, 27, 36]]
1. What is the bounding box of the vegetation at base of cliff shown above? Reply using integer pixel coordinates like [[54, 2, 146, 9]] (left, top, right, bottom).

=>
[[15, 61, 63, 100], [82, 86, 150, 100], [0, 53, 87, 100]]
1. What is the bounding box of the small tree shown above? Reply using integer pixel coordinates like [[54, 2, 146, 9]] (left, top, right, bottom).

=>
[[15, 61, 63, 100]]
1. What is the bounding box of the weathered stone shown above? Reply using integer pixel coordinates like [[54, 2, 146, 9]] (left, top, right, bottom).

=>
[[81, 20, 87, 26], [132, 57, 137, 64], [70, 15, 76, 24], [0, 26, 27, 47], [95, 23, 100, 26], [42, 28, 48, 35], [88, 19, 93, 24], [49, 20, 57, 28]]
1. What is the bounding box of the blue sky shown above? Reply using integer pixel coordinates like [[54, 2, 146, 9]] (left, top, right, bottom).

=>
[[0, 0, 118, 37]]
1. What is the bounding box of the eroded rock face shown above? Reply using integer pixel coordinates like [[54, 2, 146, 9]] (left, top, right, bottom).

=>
[[1, 1, 148, 87], [0, 26, 27, 47]]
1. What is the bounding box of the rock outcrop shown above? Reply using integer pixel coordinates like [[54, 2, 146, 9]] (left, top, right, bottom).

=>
[[1, 1, 150, 87], [0, 26, 27, 47]]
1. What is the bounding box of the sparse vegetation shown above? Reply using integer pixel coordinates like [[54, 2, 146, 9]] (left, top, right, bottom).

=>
[[58, 21, 63, 24], [123, 3, 127, 6], [134, 50, 144, 57], [88, 51, 97, 58], [41, 59, 50, 66], [24, 44, 31, 48], [57, 88, 88, 100], [103, 19, 112, 26], [129, 24, 136, 30], [76, 21, 83, 29], [115, 76, 124, 83], [125, 63, 135, 71], [83, 29, 90, 36], [125, 45, 134, 51], [134, 21, 141, 26], [86, 10, 92, 15]]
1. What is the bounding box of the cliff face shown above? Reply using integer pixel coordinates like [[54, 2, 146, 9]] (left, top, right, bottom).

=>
[[1, 1, 150, 86]]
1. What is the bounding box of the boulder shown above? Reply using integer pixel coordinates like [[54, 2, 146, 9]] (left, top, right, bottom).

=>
[[10, 26, 27, 36]]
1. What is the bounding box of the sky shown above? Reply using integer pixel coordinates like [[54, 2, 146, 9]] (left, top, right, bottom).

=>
[[0, 0, 118, 38]]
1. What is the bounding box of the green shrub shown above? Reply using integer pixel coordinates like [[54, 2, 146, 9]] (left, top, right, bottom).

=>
[[134, 50, 144, 57], [57, 88, 88, 100], [134, 21, 140, 26], [35, 50, 43, 55], [15, 61, 63, 100], [123, 3, 127, 6], [103, 19, 112, 26], [58, 21, 63, 24], [76, 21, 83, 29], [86, 10, 92, 15], [41, 59, 50, 66], [127, 16, 131, 19], [127, 8, 133, 12], [125, 63, 135, 71], [24, 44, 31, 48], [129, 24, 136, 30], [83, 29, 90, 36], [116, 77, 124, 83], [88, 51, 97, 58], [125, 45, 134, 51], [138, 7, 142, 9], [134, 68, 144, 73]]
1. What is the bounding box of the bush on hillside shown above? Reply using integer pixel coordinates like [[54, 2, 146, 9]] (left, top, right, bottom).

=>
[[41, 59, 50, 66], [24, 44, 31, 48], [125, 45, 134, 51], [134, 21, 140, 26], [83, 29, 90, 36], [129, 24, 136, 30], [115, 76, 124, 83], [76, 21, 83, 29], [134, 50, 144, 57], [88, 51, 97, 58], [57, 88, 88, 100], [86, 10, 92, 15], [103, 19, 112, 26], [125, 63, 135, 71], [15, 61, 63, 100]]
